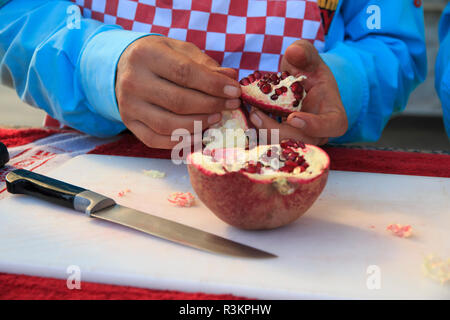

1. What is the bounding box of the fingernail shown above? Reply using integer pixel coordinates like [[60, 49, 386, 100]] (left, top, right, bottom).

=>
[[250, 112, 263, 128], [290, 117, 306, 129], [225, 99, 241, 109], [208, 113, 221, 124], [224, 85, 240, 98]]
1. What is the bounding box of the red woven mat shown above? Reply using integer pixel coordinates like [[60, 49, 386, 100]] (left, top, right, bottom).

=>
[[1, 129, 449, 300]]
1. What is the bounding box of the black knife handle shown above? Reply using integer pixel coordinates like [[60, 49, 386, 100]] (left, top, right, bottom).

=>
[[6, 169, 86, 209], [6, 169, 116, 216], [0, 141, 9, 167]]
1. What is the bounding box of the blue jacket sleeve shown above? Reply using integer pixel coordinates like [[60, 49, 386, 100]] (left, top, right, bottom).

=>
[[0, 0, 149, 137], [436, 4, 450, 139], [321, 1, 427, 143]]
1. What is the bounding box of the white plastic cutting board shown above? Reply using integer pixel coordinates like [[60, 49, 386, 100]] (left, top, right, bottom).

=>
[[0, 154, 449, 299]]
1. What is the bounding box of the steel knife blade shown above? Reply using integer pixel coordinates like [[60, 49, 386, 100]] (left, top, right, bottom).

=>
[[6, 169, 276, 259]]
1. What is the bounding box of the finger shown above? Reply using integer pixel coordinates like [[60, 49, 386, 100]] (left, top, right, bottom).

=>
[[287, 111, 348, 138], [281, 40, 320, 75], [148, 44, 241, 99], [215, 67, 238, 80], [138, 75, 241, 114], [127, 120, 194, 150], [249, 109, 323, 145], [125, 97, 222, 135]]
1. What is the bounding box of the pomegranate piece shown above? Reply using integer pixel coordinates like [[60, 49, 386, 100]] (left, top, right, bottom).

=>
[[240, 71, 307, 116], [270, 94, 278, 100], [386, 224, 413, 238], [168, 192, 196, 207], [203, 108, 249, 152]]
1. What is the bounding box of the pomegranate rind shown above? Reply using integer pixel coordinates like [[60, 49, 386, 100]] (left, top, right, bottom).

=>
[[187, 144, 330, 230]]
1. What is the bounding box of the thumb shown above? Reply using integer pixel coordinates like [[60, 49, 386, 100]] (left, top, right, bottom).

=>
[[283, 40, 321, 74], [287, 111, 348, 138]]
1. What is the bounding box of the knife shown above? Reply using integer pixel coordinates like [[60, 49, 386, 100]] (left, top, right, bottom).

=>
[[6, 169, 276, 259]]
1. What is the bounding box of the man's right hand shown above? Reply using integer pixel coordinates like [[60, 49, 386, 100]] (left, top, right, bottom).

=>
[[116, 36, 242, 149]]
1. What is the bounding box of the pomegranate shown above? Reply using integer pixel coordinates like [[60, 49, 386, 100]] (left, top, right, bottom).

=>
[[187, 139, 329, 230], [240, 71, 307, 116], [202, 108, 249, 153]]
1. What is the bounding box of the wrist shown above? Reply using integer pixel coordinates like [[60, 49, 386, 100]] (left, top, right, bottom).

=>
[[79, 29, 155, 123]]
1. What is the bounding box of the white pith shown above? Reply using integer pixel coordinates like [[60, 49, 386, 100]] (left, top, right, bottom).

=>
[[190, 144, 328, 181], [203, 110, 249, 152], [241, 75, 307, 111]]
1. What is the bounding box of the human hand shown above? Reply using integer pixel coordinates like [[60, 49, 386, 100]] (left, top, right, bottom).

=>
[[249, 40, 348, 145], [116, 36, 241, 149]]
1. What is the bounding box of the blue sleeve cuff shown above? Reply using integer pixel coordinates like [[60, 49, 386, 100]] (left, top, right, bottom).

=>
[[79, 29, 152, 123], [320, 48, 369, 135]]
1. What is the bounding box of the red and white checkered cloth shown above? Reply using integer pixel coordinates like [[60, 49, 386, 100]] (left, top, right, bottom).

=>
[[73, 0, 325, 79]]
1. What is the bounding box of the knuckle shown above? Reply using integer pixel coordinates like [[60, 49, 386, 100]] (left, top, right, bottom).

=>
[[152, 118, 172, 135], [168, 94, 185, 114], [172, 61, 192, 86], [118, 71, 136, 93]]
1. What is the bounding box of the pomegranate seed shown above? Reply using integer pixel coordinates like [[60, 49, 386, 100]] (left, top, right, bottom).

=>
[[240, 78, 250, 86], [257, 80, 266, 88], [281, 71, 290, 80], [254, 71, 262, 79], [290, 81, 304, 93], [275, 88, 283, 96], [248, 74, 256, 83], [243, 162, 263, 174], [296, 156, 305, 165], [280, 166, 294, 173], [270, 74, 278, 82], [281, 148, 291, 158], [286, 154, 297, 162], [293, 100, 300, 107], [284, 160, 297, 167], [298, 141, 306, 149], [267, 149, 272, 157], [281, 86, 288, 93], [272, 79, 280, 85], [263, 73, 270, 80], [270, 94, 278, 100], [280, 139, 297, 149], [260, 83, 272, 94]]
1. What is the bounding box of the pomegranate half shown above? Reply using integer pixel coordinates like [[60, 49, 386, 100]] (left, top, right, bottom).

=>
[[187, 139, 330, 230], [240, 71, 307, 116]]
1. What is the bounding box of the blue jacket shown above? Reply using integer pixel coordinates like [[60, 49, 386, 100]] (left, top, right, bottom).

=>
[[436, 3, 450, 138], [0, 0, 427, 142]]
